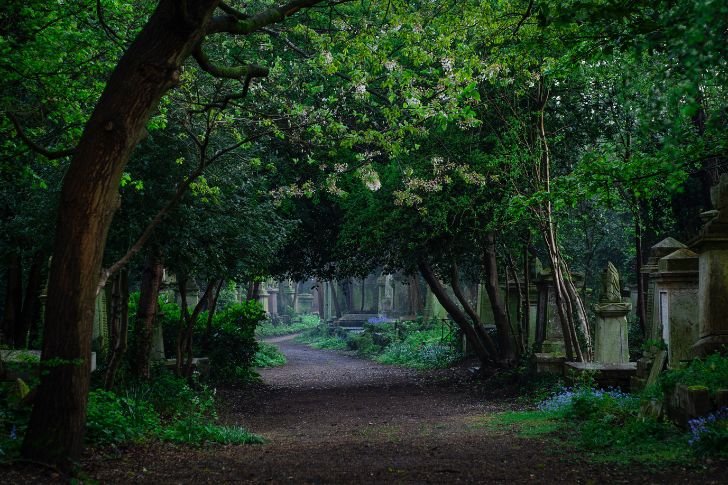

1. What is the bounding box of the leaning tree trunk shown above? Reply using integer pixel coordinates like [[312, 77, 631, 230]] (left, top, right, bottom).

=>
[[418, 260, 495, 366], [21, 1, 223, 466], [134, 252, 164, 379]]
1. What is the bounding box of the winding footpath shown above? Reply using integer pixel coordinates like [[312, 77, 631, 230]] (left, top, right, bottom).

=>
[[7, 334, 727, 483]]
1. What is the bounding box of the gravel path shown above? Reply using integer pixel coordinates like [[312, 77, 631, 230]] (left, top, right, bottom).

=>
[[5, 335, 727, 483]]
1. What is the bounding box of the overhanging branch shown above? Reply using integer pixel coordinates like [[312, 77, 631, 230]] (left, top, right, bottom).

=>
[[207, 0, 331, 35], [192, 43, 268, 79], [7, 113, 76, 160]]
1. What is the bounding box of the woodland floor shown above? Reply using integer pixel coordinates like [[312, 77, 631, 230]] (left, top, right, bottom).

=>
[[4, 334, 728, 484]]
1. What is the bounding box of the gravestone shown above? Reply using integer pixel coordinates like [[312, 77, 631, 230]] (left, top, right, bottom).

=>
[[642, 237, 688, 340], [692, 174, 728, 356], [593, 262, 631, 364], [297, 292, 314, 314], [654, 249, 699, 364]]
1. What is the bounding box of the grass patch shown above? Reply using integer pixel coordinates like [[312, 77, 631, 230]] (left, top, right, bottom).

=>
[[483, 409, 692, 464], [295, 330, 349, 350], [475, 411, 562, 438], [256, 315, 320, 338], [254, 342, 286, 367]]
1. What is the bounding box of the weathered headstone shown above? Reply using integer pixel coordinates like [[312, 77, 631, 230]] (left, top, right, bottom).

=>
[[692, 174, 728, 356], [642, 237, 688, 340], [655, 249, 699, 364]]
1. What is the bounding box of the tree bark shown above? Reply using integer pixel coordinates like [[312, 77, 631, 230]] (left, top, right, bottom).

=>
[[21, 1, 224, 466], [418, 260, 494, 366], [104, 270, 129, 390], [482, 232, 516, 361], [17, 250, 44, 347], [2, 253, 22, 346], [203, 279, 225, 354], [134, 253, 164, 379]]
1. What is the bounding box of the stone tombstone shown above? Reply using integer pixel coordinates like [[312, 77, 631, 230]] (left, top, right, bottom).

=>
[[594, 262, 631, 364], [643, 237, 688, 340], [151, 322, 165, 361], [655, 249, 699, 364], [297, 292, 314, 314], [535, 269, 565, 354], [423, 286, 448, 320], [692, 173, 728, 356]]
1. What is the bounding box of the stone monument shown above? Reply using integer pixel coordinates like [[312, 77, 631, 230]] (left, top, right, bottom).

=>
[[692, 174, 728, 356], [594, 262, 631, 363]]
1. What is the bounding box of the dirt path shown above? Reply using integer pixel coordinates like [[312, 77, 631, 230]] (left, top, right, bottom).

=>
[[6, 335, 726, 483]]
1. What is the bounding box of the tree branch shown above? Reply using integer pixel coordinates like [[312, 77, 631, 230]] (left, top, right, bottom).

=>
[[7, 113, 76, 160], [192, 43, 268, 79], [207, 0, 335, 35]]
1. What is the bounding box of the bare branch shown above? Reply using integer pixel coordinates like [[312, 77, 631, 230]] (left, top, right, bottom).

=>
[[7, 113, 76, 160]]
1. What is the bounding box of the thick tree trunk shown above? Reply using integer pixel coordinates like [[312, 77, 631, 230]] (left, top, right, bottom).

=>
[[21, 1, 223, 466], [2, 253, 22, 346], [104, 270, 129, 390], [418, 260, 494, 366], [134, 253, 164, 379], [482, 232, 516, 362], [17, 250, 44, 347], [203, 279, 224, 354]]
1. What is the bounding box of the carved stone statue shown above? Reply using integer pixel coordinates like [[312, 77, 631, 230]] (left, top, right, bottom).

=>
[[600, 262, 622, 303]]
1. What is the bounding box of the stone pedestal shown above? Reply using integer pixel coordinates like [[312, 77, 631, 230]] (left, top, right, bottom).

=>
[[594, 302, 631, 364], [258, 285, 270, 313], [267, 286, 279, 316], [691, 174, 728, 357]]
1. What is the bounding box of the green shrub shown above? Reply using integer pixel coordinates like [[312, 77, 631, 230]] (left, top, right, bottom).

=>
[[0, 381, 31, 460], [659, 352, 728, 397], [254, 342, 287, 367], [86, 389, 160, 445], [256, 314, 320, 337], [295, 325, 349, 350], [208, 301, 266, 382]]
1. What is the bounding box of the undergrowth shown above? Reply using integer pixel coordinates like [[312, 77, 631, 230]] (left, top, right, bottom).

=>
[[296, 319, 462, 369], [481, 354, 728, 465], [0, 369, 262, 461], [256, 314, 320, 338], [254, 342, 287, 367]]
